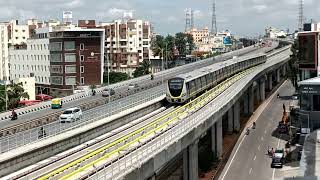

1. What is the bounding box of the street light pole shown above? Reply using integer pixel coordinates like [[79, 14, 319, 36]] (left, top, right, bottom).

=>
[[161, 48, 164, 84], [4, 81, 8, 111], [107, 54, 110, 102]]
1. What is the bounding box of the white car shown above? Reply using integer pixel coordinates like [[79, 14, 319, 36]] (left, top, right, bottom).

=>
[[59, 107, 83, 123]]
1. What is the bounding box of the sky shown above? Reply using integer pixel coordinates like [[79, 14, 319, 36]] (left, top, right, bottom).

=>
[[0, 0, 319, 36]]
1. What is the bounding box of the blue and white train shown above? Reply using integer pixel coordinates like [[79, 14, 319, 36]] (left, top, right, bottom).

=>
[[166, 53, 267, 103]]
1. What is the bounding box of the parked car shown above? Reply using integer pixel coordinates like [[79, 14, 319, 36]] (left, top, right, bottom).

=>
[[102, 88, 115, 97], [59, 107, 83, 123]]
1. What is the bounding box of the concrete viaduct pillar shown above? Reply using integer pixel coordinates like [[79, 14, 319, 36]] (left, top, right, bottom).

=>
[[243, 91, 249, 115], [233, 101, 240, 132], [211, 117, 223, 159], [260, 78, 266, 102], [248, 85, 254, 114], [268, 73, 273, 91], [227, 108, 233, 133], [276, 69, 281, 83], [183, 140, 199, 180]]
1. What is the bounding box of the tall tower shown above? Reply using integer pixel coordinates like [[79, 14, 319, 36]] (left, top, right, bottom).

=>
[[298, 0, 304, 31], [191, 9, 194, 29], [185, 8, 192, 32], [211, 0, 217, 34]]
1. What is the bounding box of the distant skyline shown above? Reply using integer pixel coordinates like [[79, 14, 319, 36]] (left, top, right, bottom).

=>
[[0, 0, 319, 36]]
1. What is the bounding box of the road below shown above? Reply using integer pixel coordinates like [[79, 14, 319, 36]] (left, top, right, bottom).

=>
[[219, 80, 295, 180]]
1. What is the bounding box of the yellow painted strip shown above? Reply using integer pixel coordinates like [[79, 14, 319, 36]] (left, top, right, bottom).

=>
[[39, 65, 258, 180]]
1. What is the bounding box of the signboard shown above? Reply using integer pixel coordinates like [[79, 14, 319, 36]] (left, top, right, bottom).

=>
[[223, 36, 232, 46], [298, 32, 318, 69], [63, 11, 72, 19], [63, 11, 73, 23]]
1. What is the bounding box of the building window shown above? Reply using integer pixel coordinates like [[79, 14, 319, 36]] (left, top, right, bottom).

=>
[[50, 42, 62, 51], [80, 55, 84, 61], [65, 76, 76, 85], [65, 65, 77, 73], [50, 53, 62, 62], [80, 77, 84, 85], [51, 76, 63, 85], [65, 53, 76, 62], [15, 30, 18, 32], [80, 66, 84, 73], [64, 41, 75, 50], [80, 43, 84, 50], [22, 37, 25, 39], [143, 41, 148, 45]]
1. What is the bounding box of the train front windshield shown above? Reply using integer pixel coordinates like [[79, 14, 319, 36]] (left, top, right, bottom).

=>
[[168, 78, 184, 97]]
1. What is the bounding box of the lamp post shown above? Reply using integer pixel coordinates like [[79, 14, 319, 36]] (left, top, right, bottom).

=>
[[4, 80, 8, 111]]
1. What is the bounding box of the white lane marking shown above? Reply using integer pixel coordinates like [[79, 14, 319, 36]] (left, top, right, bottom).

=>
[[221, 81, 288, 180], [265, 130, 267, 134], [249, 168, 253, 175], [261, 136, 264, 141], [254, 155, 256, 161], [258, 145, 261, 151], [221, 136, 246, 180]]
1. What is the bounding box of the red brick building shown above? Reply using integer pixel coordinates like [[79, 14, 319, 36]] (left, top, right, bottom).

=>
[[49, 28, 105, 96]]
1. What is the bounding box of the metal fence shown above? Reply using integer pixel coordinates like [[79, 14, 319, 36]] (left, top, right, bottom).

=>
[[0, 87, 165, 154]]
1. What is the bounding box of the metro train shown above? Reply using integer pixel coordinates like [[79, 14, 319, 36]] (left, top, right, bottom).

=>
[[166, 53, 267, 104]]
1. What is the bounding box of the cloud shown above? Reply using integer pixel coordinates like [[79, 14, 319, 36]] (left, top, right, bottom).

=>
[[253, 5, 267, 13]]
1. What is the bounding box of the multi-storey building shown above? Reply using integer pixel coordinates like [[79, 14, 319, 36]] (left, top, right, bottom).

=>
[[0, 22, 10, 81], [49, 26, 105, 96], [186, 27, 209, 44], [9, 27, 51, 94], [9, 20, 30, 45], [101, 19, 151, 76]]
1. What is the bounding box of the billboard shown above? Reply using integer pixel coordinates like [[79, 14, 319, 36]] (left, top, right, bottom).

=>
[[223, 36, 232, 45], [298, 32, 318, 69], [63, 11, 73, 23]]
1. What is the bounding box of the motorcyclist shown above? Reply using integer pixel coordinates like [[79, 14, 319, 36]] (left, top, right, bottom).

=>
[[253, 122, 256, 129], [246, 127, 250, 135], [38, 127, 47, 139], [151, 74, 154, 80], [92, 89, 96, 96], [11, 110, 17, 120]]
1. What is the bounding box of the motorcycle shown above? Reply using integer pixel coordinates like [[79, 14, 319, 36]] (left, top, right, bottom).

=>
[[252, 122, 256, 129], [10, 114, 18, 120], [246, 128, 250, 135]]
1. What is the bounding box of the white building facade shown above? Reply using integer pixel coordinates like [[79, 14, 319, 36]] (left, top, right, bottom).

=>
[[0, 23, 10, 81], [9, 28, 50, 86]]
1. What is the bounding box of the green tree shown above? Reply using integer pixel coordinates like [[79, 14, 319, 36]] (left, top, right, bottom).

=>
[[289, 40, 300, 90], [164, 35, 175, 61], [133, 60, 151, 78], [4, 82, 29, 110], [104, 72, 130, 84], [175, 32, 187, 55], [185, 34, 195, 55], [151, 35, 166, 58]]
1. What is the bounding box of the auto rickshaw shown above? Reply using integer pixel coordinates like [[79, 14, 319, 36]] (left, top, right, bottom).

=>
[[51, 98, 62, 109]]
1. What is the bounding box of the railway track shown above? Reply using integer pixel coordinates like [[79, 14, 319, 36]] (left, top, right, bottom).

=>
[[36, 66, 258, 180]]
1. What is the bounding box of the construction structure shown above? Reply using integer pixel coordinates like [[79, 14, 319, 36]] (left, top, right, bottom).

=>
[[298, 0, 304, 31], [211, 0, 217, 34], [185, 8, 194, 32]]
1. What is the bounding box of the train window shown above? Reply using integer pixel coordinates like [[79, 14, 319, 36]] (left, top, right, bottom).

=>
[[196, 78, 201, 90]]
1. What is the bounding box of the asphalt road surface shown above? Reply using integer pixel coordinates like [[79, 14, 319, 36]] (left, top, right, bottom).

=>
[[219, 80, 295, 180]]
